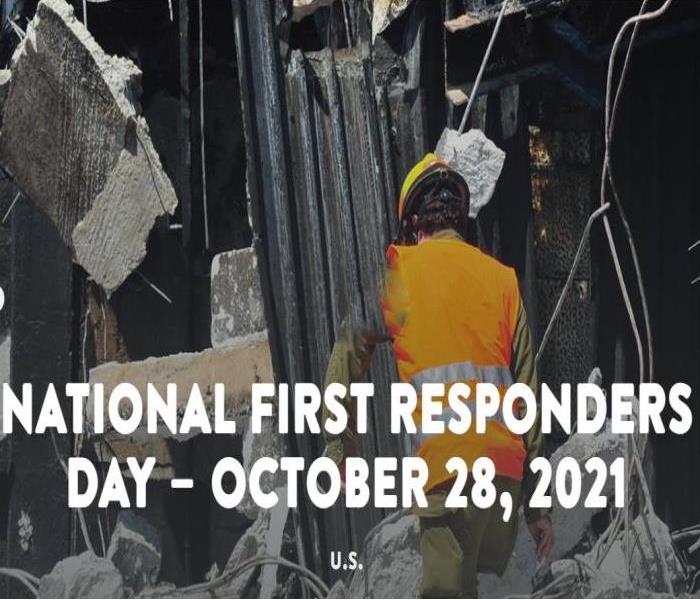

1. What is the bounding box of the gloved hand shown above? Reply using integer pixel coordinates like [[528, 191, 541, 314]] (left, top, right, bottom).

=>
[[528, 515, 554, 559]]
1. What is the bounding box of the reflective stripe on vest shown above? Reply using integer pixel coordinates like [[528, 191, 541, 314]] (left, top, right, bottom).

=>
[[414, 400, 508, 447], [409, 361, 514, 388]]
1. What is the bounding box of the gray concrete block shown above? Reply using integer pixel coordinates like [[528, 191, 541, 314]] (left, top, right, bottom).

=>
[[107, 511, 162, 594], [0, 0, 177, 294], [210, 247, 266, 348], [38, 551, 124, 598]]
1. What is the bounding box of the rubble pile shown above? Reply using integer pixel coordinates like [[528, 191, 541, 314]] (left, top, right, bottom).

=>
[[339, 396, 692, 599], [107, 512, 162, 595], [38, 551, 124, 599]]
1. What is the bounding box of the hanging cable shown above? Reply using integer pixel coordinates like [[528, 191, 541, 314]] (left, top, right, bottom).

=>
[[603, 0, 662, 384], [198, 0, 210, 250], [0, 568, 39, 598], [457, 0, 509, 134]]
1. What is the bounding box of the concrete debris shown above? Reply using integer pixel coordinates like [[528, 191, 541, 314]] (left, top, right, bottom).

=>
[[38, 550, 124, 599], [341, 422, 629, 598], [544, 512, 685, 598], [71, 125, 176, 294], [327, 578, 347, 598], [135, 581, 180, 599], [548, 557, 672, 599], [210, 247, 266, 348], [107, 511, 162, 594], [87, 331, 273, 440], [259, 494, 290, 598], [292, 0, 336, 22], [480, 422, 626, 597], [239, 416, 288, 520], [549, 424, 625, 558], [624, 512, 685, 594], [219, 511, 273, 597], [372, 0, 413, 41], [435, 127, 506, 218], [444, 13, 480, 33], [346, 510, 421, 598], [0, 0, 177, 294]]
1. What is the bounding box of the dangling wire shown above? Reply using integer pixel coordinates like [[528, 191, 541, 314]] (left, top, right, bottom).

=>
[[198, 0, 210, 250], [601, 0, 665, 386], [457, 0, 509, 134]]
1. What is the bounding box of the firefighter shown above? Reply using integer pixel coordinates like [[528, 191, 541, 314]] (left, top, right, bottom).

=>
[[323, 153, 553, 598]]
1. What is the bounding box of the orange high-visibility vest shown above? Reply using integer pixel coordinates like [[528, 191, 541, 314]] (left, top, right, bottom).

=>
[[382, 236, 526, 492]]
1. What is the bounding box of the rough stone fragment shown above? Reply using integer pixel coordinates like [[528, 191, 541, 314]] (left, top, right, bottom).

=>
[[346, 510, 421, 598], [372, 0, 413, 40], [87, 331, 273, 439], [435, 127, 506, 218], [210, 247, 266, 348], [444, 13, 480, 33], [219, 511, 273, 597], [480, 424, 627, 597], [107, 511, 162, 594], [625, 512, 685, 594], [292, 0, 336, 22], [72, 126, 176, 294], [0, 0, 177, 294], [327, 578, 346, 598], [136, 581, 181, 598], [38, 551, 124, 598], [217, 495, 292, 597]]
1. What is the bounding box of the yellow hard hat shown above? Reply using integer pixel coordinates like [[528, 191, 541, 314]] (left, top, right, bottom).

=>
[[397, 153, 469, 222]]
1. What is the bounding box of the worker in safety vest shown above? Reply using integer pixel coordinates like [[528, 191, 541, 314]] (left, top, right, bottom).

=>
[[323, 153, 553, 598]]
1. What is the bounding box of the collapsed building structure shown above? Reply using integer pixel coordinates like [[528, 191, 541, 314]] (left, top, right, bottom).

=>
[[0, 0, 699, 597]]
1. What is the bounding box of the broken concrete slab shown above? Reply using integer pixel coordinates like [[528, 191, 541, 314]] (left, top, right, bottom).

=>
[[87, 331, 273, 439], [71, 125, 176, 294], [107, 510, 162, 594], [292, 0, 336, 22], [210, 247, 266, 348], [372, 0, 413, 41], [219, 510, 273, 597], [548, 424, 626, 558], [435, 127, 506, 218], [38, 550, 124, 598], [0, 0, 177, 294], [346, 510, 421, 598]]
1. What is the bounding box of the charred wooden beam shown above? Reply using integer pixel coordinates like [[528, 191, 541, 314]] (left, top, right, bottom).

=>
[[5, 201, 72, 589], [230, 0, 318, 578], [178, 0, 192, 248]]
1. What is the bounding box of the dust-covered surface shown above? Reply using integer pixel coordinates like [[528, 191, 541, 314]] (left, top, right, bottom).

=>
[[0, 0, 177, 294]]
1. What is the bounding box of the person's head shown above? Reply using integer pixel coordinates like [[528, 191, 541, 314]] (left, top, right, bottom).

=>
[[397, 153, 470, 244]]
